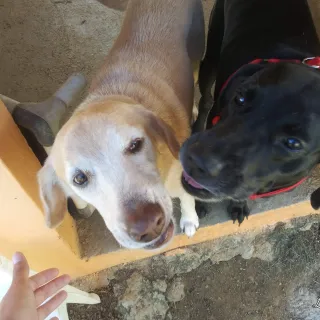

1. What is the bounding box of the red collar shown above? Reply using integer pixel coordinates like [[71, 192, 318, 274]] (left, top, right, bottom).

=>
[[211, 57, 320, 200], [249, 177, 308, 200]]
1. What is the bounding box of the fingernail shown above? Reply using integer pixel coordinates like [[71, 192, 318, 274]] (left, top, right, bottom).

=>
[[12, 252, 24, 265]]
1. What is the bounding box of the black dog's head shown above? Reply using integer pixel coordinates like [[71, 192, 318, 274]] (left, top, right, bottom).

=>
[[180, 62, 320, 202]]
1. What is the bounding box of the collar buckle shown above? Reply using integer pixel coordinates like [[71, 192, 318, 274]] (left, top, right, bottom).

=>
[[302, 57, 320, 69]]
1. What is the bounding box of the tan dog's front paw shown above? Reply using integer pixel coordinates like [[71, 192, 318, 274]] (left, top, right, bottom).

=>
[[180, 215, 199, 237]]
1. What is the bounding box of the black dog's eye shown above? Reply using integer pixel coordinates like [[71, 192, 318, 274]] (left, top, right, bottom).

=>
[[234, 93, 245, 106], [284, 138, 303, 151], [73, 171, 88, 185], [126, 138, 144, 154]]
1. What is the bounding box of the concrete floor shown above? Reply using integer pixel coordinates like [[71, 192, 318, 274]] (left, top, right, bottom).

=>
[[2, 0, 320, 318], [2, 0, 320, 101], [0, 0, 122, 103], [70, 215, 320, 320]]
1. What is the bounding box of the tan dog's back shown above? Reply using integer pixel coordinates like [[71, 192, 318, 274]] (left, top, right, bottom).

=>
[[90, 0, 204, 126]]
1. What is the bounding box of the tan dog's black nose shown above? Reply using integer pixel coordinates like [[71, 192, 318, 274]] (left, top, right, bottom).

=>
[[125, 202, 165, 243]]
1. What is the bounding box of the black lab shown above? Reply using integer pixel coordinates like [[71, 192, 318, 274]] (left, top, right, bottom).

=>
[[180, 0, 320, 224]]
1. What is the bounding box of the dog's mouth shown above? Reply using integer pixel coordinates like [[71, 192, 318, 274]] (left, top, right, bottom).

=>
[[182, 171, 205, 189], [145, 220, 174, 250], [181, 171, 218, 200]]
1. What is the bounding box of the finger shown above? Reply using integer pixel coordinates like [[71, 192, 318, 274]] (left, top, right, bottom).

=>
[[50, 317, 59, 320], [35, 274, 70, 306], [29, 268, 59, 291], [12, 252, 29, 285], [37, 290, 68, 320]]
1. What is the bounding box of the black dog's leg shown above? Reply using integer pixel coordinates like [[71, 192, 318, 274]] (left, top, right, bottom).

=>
[[198, 0, 225, 99], [195, 201, 211, 218], [193, 0, 225, 133], [227, 200, 250, 225]]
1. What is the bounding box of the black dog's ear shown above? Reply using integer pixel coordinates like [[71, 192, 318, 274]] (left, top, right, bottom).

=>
[[310, 187, 320, 210]]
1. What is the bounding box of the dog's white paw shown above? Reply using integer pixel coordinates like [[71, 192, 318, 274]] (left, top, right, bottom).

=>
[[180, 216, 199, 237]]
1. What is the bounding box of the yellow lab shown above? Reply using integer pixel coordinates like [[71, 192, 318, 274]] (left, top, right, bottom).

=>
[[38, 0, 205, 250]]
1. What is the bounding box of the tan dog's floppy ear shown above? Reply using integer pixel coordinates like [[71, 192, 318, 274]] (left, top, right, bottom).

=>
[[147, 114, 180, 159], [311, 187, 320, 210], [38, 160, 67, 228]]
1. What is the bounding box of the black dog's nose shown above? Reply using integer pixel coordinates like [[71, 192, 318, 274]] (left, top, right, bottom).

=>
[[188, 152, 207, 174], [187, 146, 223, 177], [208, 158, 224, 176]]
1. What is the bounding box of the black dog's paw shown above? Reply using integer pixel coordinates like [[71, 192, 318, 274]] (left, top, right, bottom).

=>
[[195, 201, 210, 219], [227, 201, 250, 225], [311, 187, 320, 210]]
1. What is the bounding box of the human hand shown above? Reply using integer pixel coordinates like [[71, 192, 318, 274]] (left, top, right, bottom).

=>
[[0, 252, 70, 320]]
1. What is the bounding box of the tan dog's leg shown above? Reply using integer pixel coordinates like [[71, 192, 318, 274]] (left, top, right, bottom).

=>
[[180, 0, 204, 229], [193, 60, 201, 85], [192, 101, 199, 125], [189, 0, 205, 124], [179, 192, 199, 237], [166, 160, 199, 237], [192, 61, 200, 123]]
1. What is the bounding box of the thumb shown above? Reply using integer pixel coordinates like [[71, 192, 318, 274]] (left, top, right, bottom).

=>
[[11, 252, 30, 285]]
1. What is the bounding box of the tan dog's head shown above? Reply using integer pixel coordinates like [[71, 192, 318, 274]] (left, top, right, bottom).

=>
[[38, 99, 179, 249]]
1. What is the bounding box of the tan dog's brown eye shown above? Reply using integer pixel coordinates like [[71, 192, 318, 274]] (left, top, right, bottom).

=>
[[126, 138, 144, 154], [73, 171, 88, 185]]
